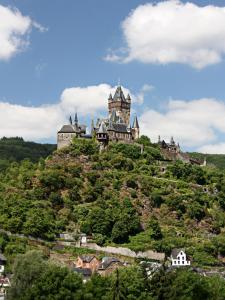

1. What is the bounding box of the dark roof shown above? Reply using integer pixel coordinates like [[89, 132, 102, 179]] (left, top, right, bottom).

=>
[[73, 268, 92, 277], [132, 115, 139, 129], [109, 123, 129, 133], [171, 248, 185, 259], [99, 257, 121, 270], [113, 86, 126, 102], [58, 125, 76, 133], [79, 255, 96, 263]]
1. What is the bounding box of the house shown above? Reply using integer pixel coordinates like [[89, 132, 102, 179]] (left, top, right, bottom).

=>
[[0, 276, 10, 299], [73, 268, 92, 283], [75, 255, 100, 272], [0, 254, 6, 274], [171, 248, 190, 267], [97, 257, 124, 276]]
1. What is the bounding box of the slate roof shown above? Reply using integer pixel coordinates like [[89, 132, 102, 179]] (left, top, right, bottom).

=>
[[79, 255, 96, 263], [109, 123, 129, 133], [73, 268, 92, 277], [98, 257, 121, 270], [132, 115, 139, 129], [98, 121, 107, 134], [58, 125, 76, 133], [113, 86, 126, 102], [171, 248, 185, 259]]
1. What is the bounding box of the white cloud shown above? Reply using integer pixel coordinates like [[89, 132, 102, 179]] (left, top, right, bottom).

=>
[[197, 143, 225, 154], [0, 84, 136, 141], [0, 5, 46, 61], [107, 0, 225, 69], [140, 98, 225, 149]]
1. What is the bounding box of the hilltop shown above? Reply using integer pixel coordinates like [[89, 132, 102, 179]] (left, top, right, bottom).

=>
[[0, 136, 225, 269]]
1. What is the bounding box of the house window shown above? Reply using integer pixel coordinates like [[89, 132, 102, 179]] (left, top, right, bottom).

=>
[[174, 261, 176, 264], [182, 261, 184, 264], [178, 261, 180, 264]]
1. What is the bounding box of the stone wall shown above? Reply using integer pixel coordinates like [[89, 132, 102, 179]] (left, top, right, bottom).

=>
[[82, 243, 165, 261]]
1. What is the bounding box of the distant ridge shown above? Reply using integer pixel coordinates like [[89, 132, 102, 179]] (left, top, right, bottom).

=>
[[0, 137, 56, 171]]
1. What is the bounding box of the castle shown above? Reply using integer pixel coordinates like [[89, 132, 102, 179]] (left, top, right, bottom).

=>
[[57, 85, 140, 150]]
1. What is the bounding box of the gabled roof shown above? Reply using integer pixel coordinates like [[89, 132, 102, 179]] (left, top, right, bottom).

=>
[[113, 86, 126, 102], [98, 257, 121, 270], [171, 248, 185, 259], [79, 255, 96, 263], [58, 125, 76, 133]]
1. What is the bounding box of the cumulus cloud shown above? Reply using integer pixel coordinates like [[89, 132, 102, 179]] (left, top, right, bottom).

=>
[[106, 0, 225, 69], [197, 143, 225, 154], [140, 98, 225, 150], [0, 5, 46, 61], [0, 84, 135, 141]]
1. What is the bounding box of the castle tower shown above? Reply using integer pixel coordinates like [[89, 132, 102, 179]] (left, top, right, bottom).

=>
[[108, 86, 131, 126], [132, 115, 140, 140], [96, 121, 108, 152]]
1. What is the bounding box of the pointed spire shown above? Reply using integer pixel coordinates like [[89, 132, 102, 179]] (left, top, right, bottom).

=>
[[91, 118, 95, 131], [158, 135, 161, 143], [98, 121, 107, 134], [113, 86, 126, 102], [132, 115, 139, 128], [126, 94, 131, 102], [74, 112, 78, 126], [170, 136, 175, 145], [108, 93, 113, 101], [69, 115, 72, 125]]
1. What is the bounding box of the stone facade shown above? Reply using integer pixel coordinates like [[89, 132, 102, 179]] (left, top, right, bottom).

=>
[[57, 113, 91, 150], [94, 86, 139, 149], [57, 86, 140, 150]]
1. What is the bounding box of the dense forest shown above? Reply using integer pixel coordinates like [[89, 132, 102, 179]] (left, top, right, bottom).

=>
[[1, 136, 225, 298], [0, 137, 56, 172]]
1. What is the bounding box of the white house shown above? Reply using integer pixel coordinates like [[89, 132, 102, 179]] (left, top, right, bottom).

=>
[[171, 248, 190, 267]]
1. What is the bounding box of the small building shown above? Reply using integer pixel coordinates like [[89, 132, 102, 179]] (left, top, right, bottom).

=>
[[97, 257, 124, 276], [73, 268, 92, 282], [0, 253, 6, 274], [80, 233, 87, 245], [0, 276, 10, 298], [171, 248, 190, 267], [75, 255, 100, 272]]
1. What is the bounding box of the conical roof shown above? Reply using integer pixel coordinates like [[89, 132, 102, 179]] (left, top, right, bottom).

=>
[[132, 115, 139, 128], [113, 86, 126, 102], [108, 93, 113, 100], [98, 121, 107, 134]]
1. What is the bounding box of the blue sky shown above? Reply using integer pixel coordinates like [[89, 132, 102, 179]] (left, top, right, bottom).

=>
[[1, 0, 225, 153]]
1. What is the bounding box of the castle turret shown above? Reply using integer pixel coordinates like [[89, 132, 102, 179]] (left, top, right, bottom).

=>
[[132, 115, 140, 140], [97, 121, 108, 152], [74, 112, 79, 130]]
